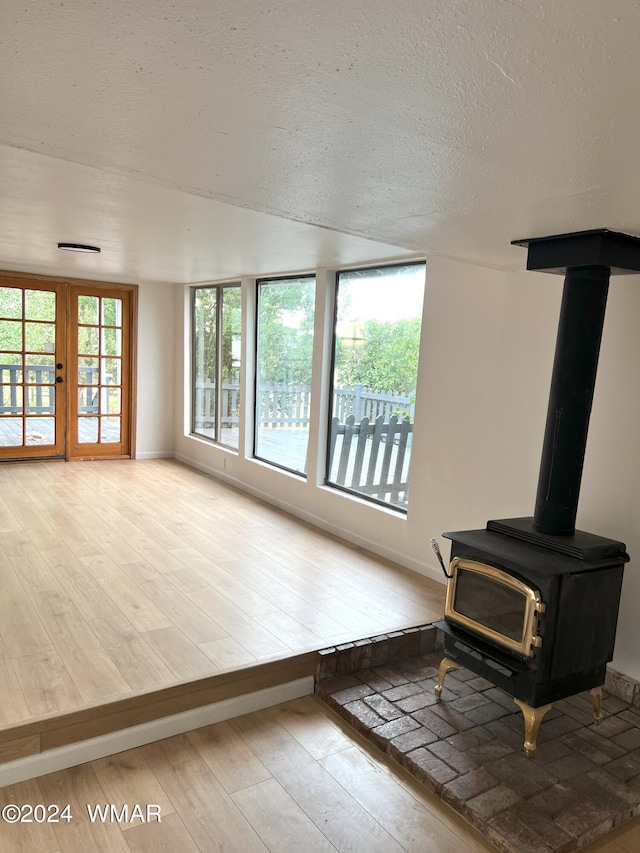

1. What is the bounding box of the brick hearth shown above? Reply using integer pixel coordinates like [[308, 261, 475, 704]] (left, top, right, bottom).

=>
[[315, 634, 640, 853]]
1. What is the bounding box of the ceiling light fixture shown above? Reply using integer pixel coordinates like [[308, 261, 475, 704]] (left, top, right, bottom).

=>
[[57, 242, 101, 253]]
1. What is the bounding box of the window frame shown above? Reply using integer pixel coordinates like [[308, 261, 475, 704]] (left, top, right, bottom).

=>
[[191, 282, 241, 449], [253, 273, 317, 476], [325, 260, 426, 513]]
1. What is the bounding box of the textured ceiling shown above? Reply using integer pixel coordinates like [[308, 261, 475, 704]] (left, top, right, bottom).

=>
[[1, 0, 640, 283]]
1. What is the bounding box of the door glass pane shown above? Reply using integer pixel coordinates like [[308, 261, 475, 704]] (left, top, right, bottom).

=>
[[25, 289, 55, 321], [26, 386, 54, 414], [79, 417, 98, 443], [0, 354, 22, 383], [1, 386, 22, 413], [101, 416, 120, 442], [0, 287, 22, 319], [255, 276, 315, 475], [106, 388, 121, 414], [78, 295, 99, 325], [101, 327, 122, 357], [1, 320, 22, 351], [78, 387, 98, 413], [0, 417, 22, 446], [102, 298, 122, 327], [26, 356, 55, 383], [26, 417, 55, 444], [78, 357, 99, 385], [25, 322, 55, 353], [101, 357, 121, 386], [78, 326, 99, 355]]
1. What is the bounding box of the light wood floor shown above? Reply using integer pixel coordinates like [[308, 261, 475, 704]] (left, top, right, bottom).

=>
[[0, 696, 637, 853], [0, 458, 445, 729]]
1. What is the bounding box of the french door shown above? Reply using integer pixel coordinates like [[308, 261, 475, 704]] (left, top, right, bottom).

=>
[[0, 274, 136, 461]]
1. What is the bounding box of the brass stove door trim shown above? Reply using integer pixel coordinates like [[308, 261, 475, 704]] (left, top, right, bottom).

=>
[[445, 557, 546, 659]]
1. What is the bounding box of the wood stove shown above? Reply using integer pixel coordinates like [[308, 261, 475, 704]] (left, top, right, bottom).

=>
[[434, 229, 639, 755]]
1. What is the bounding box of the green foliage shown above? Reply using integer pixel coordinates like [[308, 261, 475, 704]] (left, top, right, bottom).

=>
[[335, 316, 422, 394], [257, 279, 315, 386]]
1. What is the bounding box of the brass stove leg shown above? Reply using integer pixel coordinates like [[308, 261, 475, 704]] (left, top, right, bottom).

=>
[[513, 698, 552, 757], [591, 686, 604, 724], [434, 657, 463, 698]]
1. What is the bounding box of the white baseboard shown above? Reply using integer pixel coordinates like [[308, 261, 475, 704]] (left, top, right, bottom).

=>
[[0, 676, 313, 788], [135, 451, 175, 460]]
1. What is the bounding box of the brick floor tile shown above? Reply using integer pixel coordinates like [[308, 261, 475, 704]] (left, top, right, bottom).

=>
[[606, 749, 640, 782], [370, 715, 421, 746], [586, 769, 640, 813], [428, 741, 479, 774], [560, 731, 611, 765], [525, 738, 571, 767], [447, 726, 492, 752], [484, 687, 517, 711], [618, 707, 640, 725], [613, 726, 640, 751], [416, 679, 456, 702], [589, 715, 634, 738], [406, 747, 457, 792], [411, 707, 457, 739], [487, 803, 574, 853], [450, 692, 491, 713], [331, 682, 375, 705], [466, 784, 522, 824], [371, 665, 409, 686], [555, 697, 598, 726], [355, 670, 394, 692], [447, 667, 476, 682], [554, 799, 614, 846], [342, 699, 386, 731], [363, 694, 403, 721], [465, 701, 512, 726], [402, 665, 439, 682], [439, 678, 475, 698], [390, 725, 439, 753], [486, 753, 558, 798], [466, 676, 495, 692], [544, 752, 596, 781], [442, 767, 497, 810], [428, 701, 477, 732], [381, 682, 423, 702], [485, 719, 526, 750], [528, 782, 584, 817], [575, 725, 628, 759], [467, 738, 514, 764], [395, 691, 440, 713], [535, 713, 582, 741]]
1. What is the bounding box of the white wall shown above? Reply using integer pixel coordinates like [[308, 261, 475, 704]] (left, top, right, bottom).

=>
[[135, 281, 175, 459], [172, 257, 640, 680]]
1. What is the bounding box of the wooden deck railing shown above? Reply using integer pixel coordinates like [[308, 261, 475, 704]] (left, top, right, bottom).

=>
[[0, 363, 101, 414], [194, 382, 414, 429], [328, 413, 413, 507]]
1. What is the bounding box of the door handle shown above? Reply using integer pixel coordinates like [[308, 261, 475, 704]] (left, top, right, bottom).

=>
[[55, 376, 64, 383]]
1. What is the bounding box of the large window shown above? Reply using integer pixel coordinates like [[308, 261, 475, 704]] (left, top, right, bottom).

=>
[[326, 262, 426, 511], [254, 275, 316, 475], [192, 284, 241, 448]]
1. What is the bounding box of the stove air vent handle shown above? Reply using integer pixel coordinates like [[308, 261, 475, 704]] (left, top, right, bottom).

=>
[[431, 538, 453, 579]]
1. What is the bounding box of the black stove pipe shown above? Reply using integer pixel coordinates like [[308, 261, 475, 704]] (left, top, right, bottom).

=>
[[532, 265, 610, 536]]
